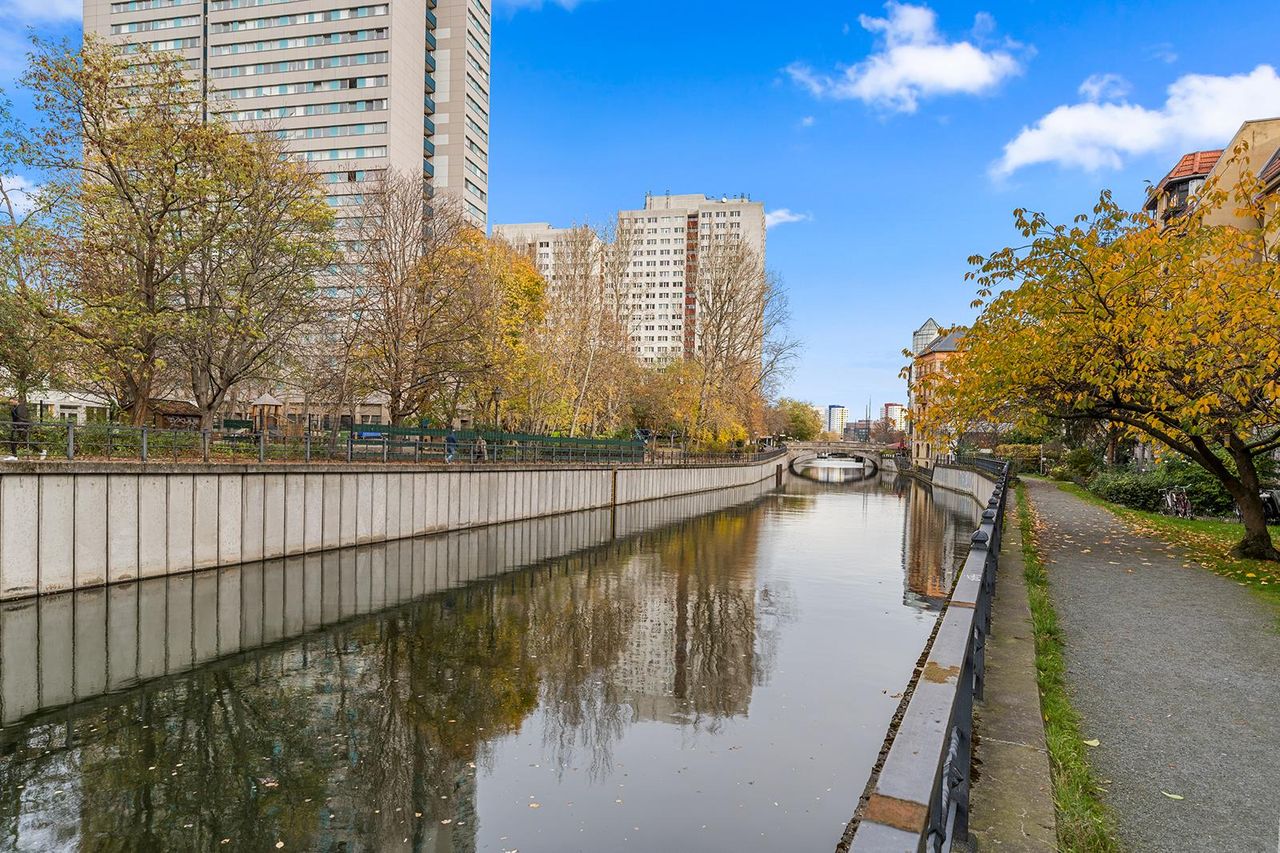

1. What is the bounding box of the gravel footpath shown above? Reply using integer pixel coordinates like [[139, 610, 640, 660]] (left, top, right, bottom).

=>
[[1025, 479, 1280, 853]]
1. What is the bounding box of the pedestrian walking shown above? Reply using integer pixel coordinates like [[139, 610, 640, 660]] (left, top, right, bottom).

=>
[[475, 434, 488, 462], [7, 397, 29, 456], [445, 429, 458, 464]]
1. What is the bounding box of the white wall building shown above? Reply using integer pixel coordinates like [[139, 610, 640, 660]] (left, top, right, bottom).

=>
[[84, 0, 490, 227], [495, 193, 766, 364], [826, 405, 848, 435]]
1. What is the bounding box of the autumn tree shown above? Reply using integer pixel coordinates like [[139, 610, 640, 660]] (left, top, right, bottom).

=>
[[175, 132, 335, 430], [0, 97, 63, 405], [343, 173, 490, 423], [21, 38, 239, 424], [766, 398, 823, 440], [922, 159, 1280, 558]]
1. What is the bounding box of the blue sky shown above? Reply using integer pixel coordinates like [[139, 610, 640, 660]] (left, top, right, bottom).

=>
[[4, 0, 1280, 412]]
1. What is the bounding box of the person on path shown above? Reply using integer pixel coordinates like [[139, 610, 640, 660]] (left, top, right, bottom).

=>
[[474, 434, 488, 463], [7, 397, 29, 456], [445, 429, 458, 464]]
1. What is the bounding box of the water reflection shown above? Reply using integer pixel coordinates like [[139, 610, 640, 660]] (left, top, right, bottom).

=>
[[0, 473, 979, 852]]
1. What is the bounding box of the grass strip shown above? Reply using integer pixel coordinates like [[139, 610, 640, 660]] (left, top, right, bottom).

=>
[[1055, 482, 1280, 608], [1017, 482, 1122, 852]]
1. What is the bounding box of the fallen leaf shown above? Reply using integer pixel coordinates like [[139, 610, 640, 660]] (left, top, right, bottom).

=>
[[1161, 791, 1184, 801], [1082, 738, 1100, 747]]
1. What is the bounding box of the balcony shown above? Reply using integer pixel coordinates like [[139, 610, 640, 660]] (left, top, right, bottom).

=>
[[425, 30, 436, 50], [425, 8, 436, 27], [423, 115, 435, 134], [424, 72, 435, 93], [423, 138, 435, 156], [425, 52, 435, 72], [423, 94, 435, 114]]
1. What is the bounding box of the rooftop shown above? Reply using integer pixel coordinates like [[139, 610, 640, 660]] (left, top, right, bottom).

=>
[[1145, 150, 1223, 209]]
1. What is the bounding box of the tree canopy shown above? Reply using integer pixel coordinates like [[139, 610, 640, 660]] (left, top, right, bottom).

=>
[[920, 153, 1280, 558]]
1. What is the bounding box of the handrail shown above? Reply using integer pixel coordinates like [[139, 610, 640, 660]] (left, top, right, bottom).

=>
[[846, 461, 1011, 851], [0, 420, 782, 469]]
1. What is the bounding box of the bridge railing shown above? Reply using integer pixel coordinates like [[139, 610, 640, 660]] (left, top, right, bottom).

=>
[[846, 461, 1011, 852]]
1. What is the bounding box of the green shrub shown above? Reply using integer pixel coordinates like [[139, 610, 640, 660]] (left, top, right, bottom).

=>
[[1048, 465, 1073, 481], [1063, 447, 1098, 479], [1088, 470, 1166, 512]]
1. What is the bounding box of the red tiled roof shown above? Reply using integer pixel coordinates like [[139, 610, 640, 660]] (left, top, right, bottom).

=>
[[1260, 148, 1280, 187], [1158, 150, 1222, 188]]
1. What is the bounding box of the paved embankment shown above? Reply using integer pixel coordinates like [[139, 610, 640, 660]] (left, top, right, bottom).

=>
[[966, 491, 1056, 850], [1024, 478, 1280, 853]]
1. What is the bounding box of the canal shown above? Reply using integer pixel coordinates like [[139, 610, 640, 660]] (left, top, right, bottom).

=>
[[0, 469, 979, 851]]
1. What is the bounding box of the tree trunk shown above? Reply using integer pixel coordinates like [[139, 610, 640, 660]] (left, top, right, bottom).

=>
[[1225, 444, 1278, 560]]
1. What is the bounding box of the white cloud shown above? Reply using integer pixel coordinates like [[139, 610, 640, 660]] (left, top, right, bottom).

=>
[[800, 115, 816, 128], [765, 208, 813, 228], [995, 65, 1280, 176], [0, 0, 79, 22], [1078, 72, 1130, 102], [0, 175, 39, 220], [786, 2, 1023, 113]]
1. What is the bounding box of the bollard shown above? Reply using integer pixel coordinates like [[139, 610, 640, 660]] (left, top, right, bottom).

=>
[[66, 422, 75, 460], [140, 427, 149, 462], [304, 433, 311, 463], [346, 434, 353, 463], [201, 430, 210, 463], [258, 432, 265, 463]]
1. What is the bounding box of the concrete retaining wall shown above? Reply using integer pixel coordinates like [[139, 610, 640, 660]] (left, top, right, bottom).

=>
[[0, 477, 777, 725], [0, 456, 784, 600], [930, 463, 999, 504]]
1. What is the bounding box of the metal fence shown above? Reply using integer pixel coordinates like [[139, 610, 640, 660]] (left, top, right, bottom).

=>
[[848, 461, 1011, 852], [0, 421, 778, 468]]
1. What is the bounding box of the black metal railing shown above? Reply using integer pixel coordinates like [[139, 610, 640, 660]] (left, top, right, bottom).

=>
[[847, 461, 1011, 851], [0, 421, 781, 469]]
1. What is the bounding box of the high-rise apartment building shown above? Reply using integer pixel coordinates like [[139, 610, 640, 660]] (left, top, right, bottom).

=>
[[83, 0, 490, 226], [826, 404, 847, 435], [495, 193, 766, 364]]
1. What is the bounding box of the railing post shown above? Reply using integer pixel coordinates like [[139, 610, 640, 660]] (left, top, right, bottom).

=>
[[346, 433, 353, 463], [304, 432, 311, 463], [66, 422, 75, 460], [258, 431, 265, 464], [201, 430, 210, 463], [382, 434, 389, 463], [140, 427, 149, 462]]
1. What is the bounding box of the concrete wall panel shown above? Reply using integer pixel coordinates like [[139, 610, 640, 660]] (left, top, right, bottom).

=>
[[73, 475, 108, 588], [38, 475, 74, 594], [136, 475, 168, 579], [241, 475, 265, 563], [262, 474, 286, 560], [1, 475, 40, 597], [218, 475, 242, 566], [303, 474, 323, 553], [192, 475, 219, 570], [167, 474, 194, 575], [339, 473, 357, 547], [106, 475, 139, 583]]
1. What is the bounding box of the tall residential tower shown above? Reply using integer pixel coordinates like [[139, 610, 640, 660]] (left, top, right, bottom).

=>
[[495, 193, 766, 364], [84, 0, 491, 226]]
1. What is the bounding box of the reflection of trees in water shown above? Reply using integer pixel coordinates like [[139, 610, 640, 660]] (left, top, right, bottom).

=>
[[900, 476, 982, 609], [0, 498, 791, 848]]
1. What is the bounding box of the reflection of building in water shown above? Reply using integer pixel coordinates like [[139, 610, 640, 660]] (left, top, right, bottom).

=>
[[609, 507, 766, 723], [900, 478, 981, 609]]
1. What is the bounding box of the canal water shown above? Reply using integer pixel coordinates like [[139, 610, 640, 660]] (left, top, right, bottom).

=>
[[0, 470, 979, 852]]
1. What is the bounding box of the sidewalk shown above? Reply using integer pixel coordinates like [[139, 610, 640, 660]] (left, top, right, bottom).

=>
[[966, 490, 1056, 851], [1024, 478, 1280, 852]]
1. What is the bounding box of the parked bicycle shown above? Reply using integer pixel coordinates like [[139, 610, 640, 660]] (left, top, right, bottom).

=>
[[1159, 485, 1193, 518]]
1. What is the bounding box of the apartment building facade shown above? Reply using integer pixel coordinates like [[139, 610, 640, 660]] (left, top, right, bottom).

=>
[[84, 0, 491, 226], [494, 193, 766, 364]]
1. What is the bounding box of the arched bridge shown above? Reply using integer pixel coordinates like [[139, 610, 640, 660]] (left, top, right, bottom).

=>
[[785, 442, 890, 480]]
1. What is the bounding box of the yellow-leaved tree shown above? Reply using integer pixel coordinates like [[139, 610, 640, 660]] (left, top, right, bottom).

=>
[[920, 157, 1280, 559]]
